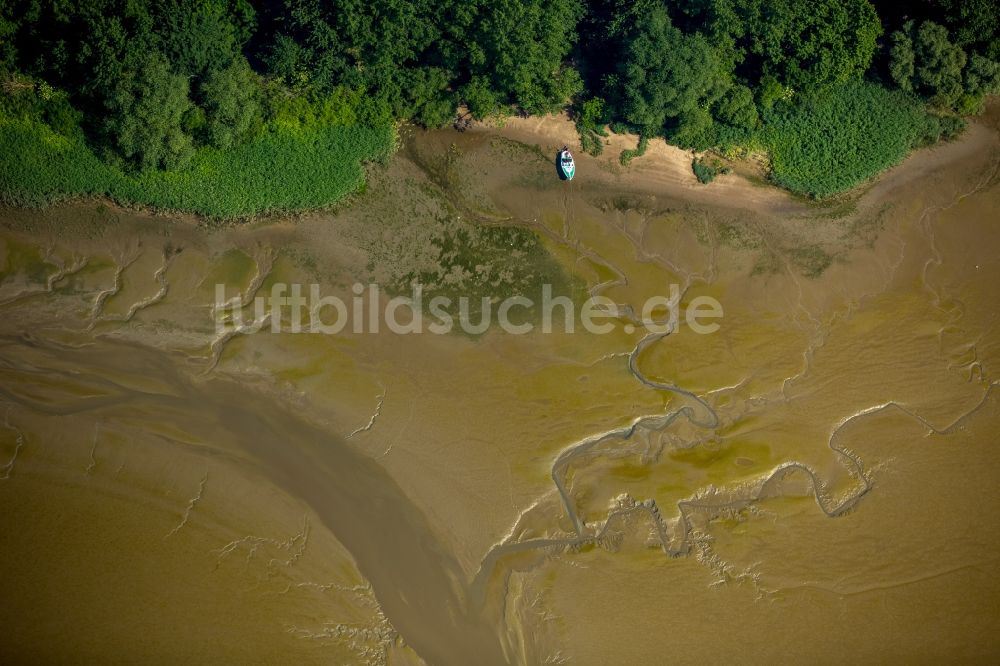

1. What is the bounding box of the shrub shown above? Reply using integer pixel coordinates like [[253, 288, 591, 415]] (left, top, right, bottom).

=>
[[102, 50, 195, 171], [579, 130, 605, 156], [762, 80, 943, 197], [619, 134, 649, 166], [575, 97, 608, 156], [668, 107, 716, 150], [692, 158, 716, 183], [691, 157, 729, 184], [462, 77, 504, 119], [199, 60, 262, 149]]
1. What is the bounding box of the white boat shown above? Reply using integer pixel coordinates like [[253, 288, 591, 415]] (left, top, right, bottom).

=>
[[558, 148, 575, 180]]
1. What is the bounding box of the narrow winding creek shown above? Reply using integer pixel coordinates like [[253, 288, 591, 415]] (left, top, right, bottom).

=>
[[2, 110, 999, 664]]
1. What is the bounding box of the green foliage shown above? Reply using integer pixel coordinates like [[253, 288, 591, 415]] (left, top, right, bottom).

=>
[[668, 107, 716, 151], [757, 76, 793, 112], [714, 85, 759, 130], [199, 59, 262, 149], [462, 76, 504, 119], [0, 114, 114, 205], [0, 109, 394, 217], [691, 156, 730, 184], [398, 67, 456, 128], [617, 6, 724, 134], [0, 0, 20, 74], [578, 131, 604, 156], [0, 80, 84, 138], [931, 0, 1000, 56], [933, 51, 1000, 115], [3, 0, 272, 168], [578, 97, 607, 129], [152, 0, 249, 76], [889, 28, 916, 93], [964, 53, 1000, 100], [1, 0, 996, 210], [696, 0, 882, 91], [264, 86, 394, 132], [575, 97, 608, 156], [711, 123, 753, 151], [889, 20, 1000, 112], [264, 34, 311, 91], [913, 21, 967, 107], [767, 0, 881, 90], [888, 0, 1000, 60], [261, 0, 583, 120], [762, 81, 940, 197], [121, 126, 393, 216], [692, 158, 716, 184], [619, 134, 649, 166], [469, 0, 585, 114], [608, 121, 633, 135], [915, 112, 966, 145], [103, 51, 195, 171]]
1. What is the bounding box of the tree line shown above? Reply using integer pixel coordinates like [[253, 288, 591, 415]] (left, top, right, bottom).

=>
[[1, 0, 998, 180]]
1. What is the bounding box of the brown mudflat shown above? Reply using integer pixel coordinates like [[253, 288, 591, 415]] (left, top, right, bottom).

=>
[[1, 106, 998, 664]]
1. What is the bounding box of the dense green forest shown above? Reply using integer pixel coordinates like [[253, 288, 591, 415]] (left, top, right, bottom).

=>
[[1, 0, 998, 214]]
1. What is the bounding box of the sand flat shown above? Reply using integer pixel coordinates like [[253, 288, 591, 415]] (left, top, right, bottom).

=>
[[1, 105, 999, 664]]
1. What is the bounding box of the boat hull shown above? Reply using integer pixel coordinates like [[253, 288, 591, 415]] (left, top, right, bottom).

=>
[[558, 151, 576, 180]]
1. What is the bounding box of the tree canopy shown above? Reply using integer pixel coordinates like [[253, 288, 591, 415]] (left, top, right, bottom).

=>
[[1, 0, 998, 201], [891, 20, 1000, 112], [616, 6, 724, 133]]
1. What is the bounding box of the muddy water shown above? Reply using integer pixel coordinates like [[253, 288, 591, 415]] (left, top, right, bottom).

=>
[[1, 110, 999, 664], [0, 335, 497, 664]]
